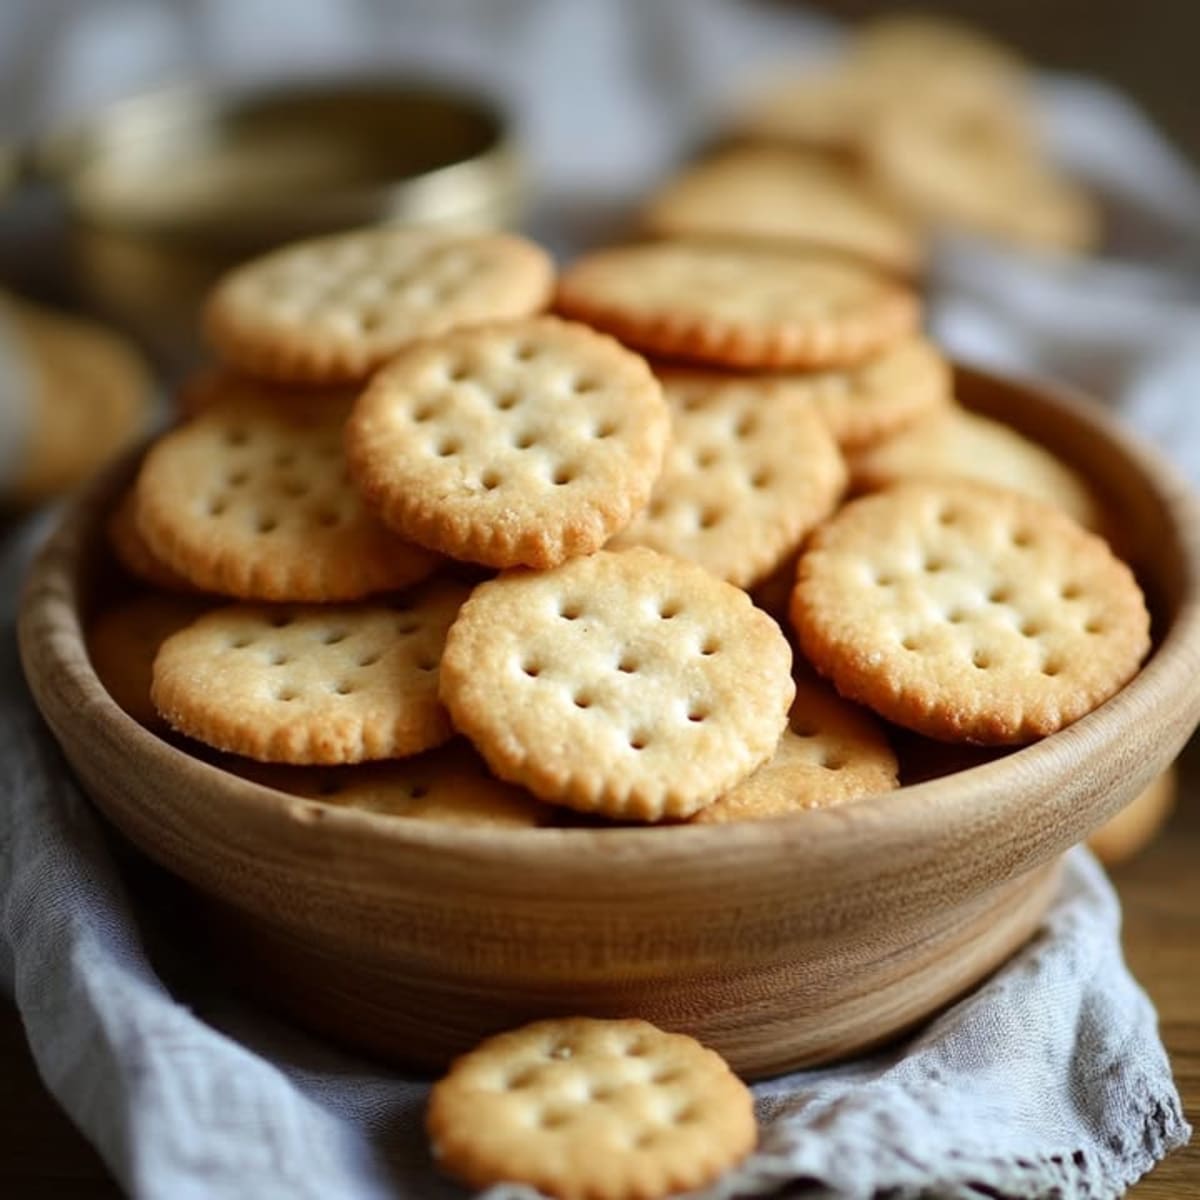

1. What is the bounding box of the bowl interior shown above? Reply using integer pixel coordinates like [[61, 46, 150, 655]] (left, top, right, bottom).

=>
[[24, 363, 1200, 912]]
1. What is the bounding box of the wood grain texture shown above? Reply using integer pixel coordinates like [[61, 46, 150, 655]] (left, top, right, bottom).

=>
[[15, 364, 1200, 1079]]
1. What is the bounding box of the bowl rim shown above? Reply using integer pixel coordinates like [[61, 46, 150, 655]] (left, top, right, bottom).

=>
[[19, 361, 1200, 886]]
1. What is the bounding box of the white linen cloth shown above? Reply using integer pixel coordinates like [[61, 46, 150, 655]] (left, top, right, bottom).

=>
[[1, 2, 1198, 1197]]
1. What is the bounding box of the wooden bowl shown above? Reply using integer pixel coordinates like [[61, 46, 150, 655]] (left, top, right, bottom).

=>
[[18, 365, 1200, 1079]]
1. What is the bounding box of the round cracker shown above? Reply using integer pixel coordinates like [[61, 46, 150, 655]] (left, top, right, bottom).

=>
[[440, 548, 795, 821], [427, 1017, 757, 1200], [864, 101, 1097, 254], [610, 369, 845, 587], [345, 317, 669, 569], [729, 66, 886, 153], [791, 481, 1150, 744], [87, 593, 214, 728], [849, 405, 1105, 531], [769, 336, 952, 450], [693, 673, 898, 823], [107, 485, 198, 592], [151, 583, 469, 763], [204, 227, 555, 384], [136, 393, 439, 601], [556, 240, 919, 370], [224, 740, 551, 829], [639, 147, 920, 274]]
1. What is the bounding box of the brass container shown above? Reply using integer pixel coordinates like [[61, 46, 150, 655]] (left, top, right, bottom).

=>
[[35, 80, 523, 367]]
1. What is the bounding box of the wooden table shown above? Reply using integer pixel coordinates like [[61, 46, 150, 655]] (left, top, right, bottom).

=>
[[2, 751, 1197, 1198]]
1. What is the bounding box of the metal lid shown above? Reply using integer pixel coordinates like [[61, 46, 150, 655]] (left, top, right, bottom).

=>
[[37, 78, 524, 248]]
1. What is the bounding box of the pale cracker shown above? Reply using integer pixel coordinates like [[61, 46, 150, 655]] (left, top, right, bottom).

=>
[[136, 393, 439, 601], [225, 740, 551, 829], [609, 369, 845, 587], [639, 147, 920, 274], [791, 481, 1150, 743], [864, 100, 1098, 254], [849, 405, 1105, 531], [730, 65, 888, 153], [693, 672, 898, 823], [107, 484, 197, 592], [769, 335, 952, 450], [556, 240, 919, 370], [345, 317, 669, 569], [87, 593, 213, 729], [440, 548, 795, 821], [850, 13, 1028, 93], [151, 582, 469, 763], [427, 1017, 757, 1200], [205, 227, 554, 384]]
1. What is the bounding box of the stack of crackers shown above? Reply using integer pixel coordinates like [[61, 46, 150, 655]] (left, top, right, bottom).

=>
[[83, 214, 1155, 1195], [704, 14, 1098, 257], [90, 221, 1149, 836]]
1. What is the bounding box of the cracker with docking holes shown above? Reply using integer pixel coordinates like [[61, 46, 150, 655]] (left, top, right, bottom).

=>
[[225, 740, 552, 829], [556, 240, 919, 370], [151, 582, 469, 763], [693, 672, 898, 823], [791, 481, 1150, 744], [87, 593, 214, 729], [204, 227, 555, 384], [345, 317, 669, 569], [440, 548, 795, 821], [426, 1017, 757, 1200], [107, 485, 197, 592], [864, 99, 1097, 254], [135, 394, 439, 601], [849, 405, 1105, 531], [640, 147, 920, 275], [609, 369, 845, 587], [771, 335, 952, 451]]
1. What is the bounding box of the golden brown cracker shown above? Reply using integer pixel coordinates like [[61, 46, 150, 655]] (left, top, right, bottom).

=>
[[107, 485, 197, 592], [791, 481, 1150, 743], [225, 740, 552, 829], [849, 405, 1105, 531], [640, 147, 920, 274], [556, 240, 920, 370], [610, 369, 845, 587], [136, 393, 439, 601], [205, 228, 555, 384], [427, 1017, 757, 1200], [345, 317, 669, 569], [693, 673, 898, 822], [771, 336, 952, 450], [151, 583, 469, 763], [87, 592, 213, 729], [440, 548, 795, 821]]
